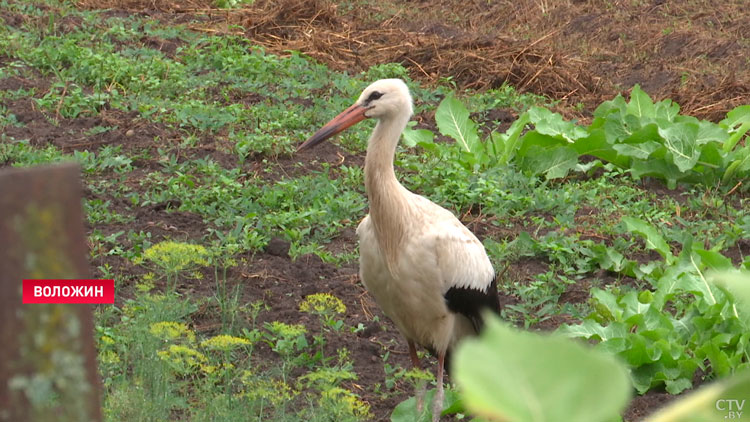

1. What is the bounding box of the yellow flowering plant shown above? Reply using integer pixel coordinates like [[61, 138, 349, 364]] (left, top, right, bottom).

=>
[[299, 293, 348, 364], [299, 293, 347, 332], [138, 241, 211, 290], [149, 321, 197, 344], [156, 344, 207, 376], [318, 387, 372, 421], [200, 334, 251, 352]]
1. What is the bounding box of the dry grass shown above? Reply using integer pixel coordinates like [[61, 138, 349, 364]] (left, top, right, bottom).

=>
[[75, 0, 750, 120]]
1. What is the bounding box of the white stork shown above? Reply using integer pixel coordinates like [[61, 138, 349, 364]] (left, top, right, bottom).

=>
[[298, 79, 500, 421]]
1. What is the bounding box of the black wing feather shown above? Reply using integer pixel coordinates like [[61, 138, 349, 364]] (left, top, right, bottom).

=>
[[444, 276, 501, 333]]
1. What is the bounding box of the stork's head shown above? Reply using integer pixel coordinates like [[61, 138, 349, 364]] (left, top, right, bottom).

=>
[[297, 79, 413, 151]]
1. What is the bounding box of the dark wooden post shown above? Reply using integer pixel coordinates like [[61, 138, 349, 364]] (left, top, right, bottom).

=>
[[0, 163, 102, 422]]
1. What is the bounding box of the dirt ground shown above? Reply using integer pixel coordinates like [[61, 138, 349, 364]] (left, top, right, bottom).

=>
[[4, 0, 749, 420], [76, 0, 750, 122]]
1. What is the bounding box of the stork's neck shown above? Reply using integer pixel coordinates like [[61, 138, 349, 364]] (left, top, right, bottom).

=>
[[364, 112, 413, 270]]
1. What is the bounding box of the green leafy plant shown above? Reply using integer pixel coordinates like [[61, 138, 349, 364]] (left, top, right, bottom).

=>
[[558, 219, 750, 394], [453, 312, 750, 422], [455, 314, 631, 422], [409, 86, 750, 187]]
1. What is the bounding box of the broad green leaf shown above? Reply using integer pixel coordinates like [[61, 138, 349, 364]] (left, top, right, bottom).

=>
[[520, 145, 579, 179], [612, 140, 662, 159], [491, 111, 530, 164], [710, 271, 750, 304], [695, 120, 729, 145], [710, 271, 750, 327], [597, 337, 629, 355], [557, 319, 628, 341], [518, 131, 569, 158], [528, 106, 588, 142], [657, 121, 700, 172], [630, 158, 683, 189], [592, 288, 622, 321], [697, 142, 725, 170], [603, 113, 640, 143], [592, 94, 628, 125], [455, 316, 631, 422], [720, 105, 750, 152], [435, 95, 480, 153], [620, 290, 651, 319], [694, 249, 733, 271], [720, 104, 750, 130], [646, 370, 750, 422], [572, 130, 628, 167], [723, 144, 750, 184], [591, 243, 628, 273], [664, 377, 693, 395], [622, 216, 673, 263], [401, 123, 434, 148], [626, 85, 655, 119], [654, 98, 680, 121], [723, 121, 750, 153], [622, 335, 661, 366], [390, 388, 461, 422]]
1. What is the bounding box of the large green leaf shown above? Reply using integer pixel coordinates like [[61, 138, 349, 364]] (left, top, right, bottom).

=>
[[401, 122, 434, 148], [557, 319, 628, 342], [710, 271, 750, 327], [455, 316, 631, 422], [390, 388, 461, 422], [592, 94, 628, 124], [720, 106, 750, 152], [720, 104, 750, 130], [573, 130, 628, 167], [723, 144, 750, 184], [528, 106, 588, 142], [435, 95, 480, 153], [603, 113, 641, 143], [626, 85, 655, 119], [622, 217, 674, 263], [653, 97, 680, 121], [490, 111, 530, 164], [630, 157, 684, 189], [519, 144, 579, 179], [696, 120, 729, 145], [613, 140, 662, 159], [657, 121, 700, 172]]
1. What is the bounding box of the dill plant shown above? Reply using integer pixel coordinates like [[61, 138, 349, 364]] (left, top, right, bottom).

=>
[[300, 293, 347, 363], [139, 241, 211, 291]]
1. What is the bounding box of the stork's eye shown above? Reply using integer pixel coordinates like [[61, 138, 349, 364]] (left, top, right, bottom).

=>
[[365, 91, 383, 103]]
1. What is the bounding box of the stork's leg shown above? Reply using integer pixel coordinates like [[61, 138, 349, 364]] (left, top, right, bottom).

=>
[[408, 340, 421, 369], [431, 352, 445, 422], [408, 340, 426, 413]]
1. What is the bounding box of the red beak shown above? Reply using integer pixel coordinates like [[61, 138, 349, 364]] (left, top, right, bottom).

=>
[[297, 103, 369, 152]]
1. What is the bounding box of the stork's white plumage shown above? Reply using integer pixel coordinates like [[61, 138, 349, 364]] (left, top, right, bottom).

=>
[[298, 79, 500, 421]]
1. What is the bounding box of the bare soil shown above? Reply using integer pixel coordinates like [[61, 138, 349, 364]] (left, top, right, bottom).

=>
[[4, 0, 749, 420]]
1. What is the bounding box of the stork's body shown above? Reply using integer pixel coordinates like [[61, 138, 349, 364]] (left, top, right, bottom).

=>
[[298, 79, 500, 421]]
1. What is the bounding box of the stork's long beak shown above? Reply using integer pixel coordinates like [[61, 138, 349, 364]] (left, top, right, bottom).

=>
[[297, 103, 368, 151]]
